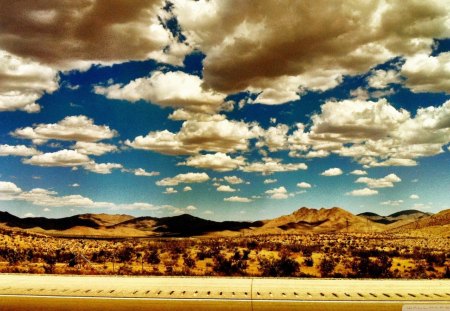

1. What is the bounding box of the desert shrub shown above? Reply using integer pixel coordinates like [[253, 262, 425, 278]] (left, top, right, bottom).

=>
[[425, 253, 446, 266], [117, 246, 133, 262], [259, 256, 300, 277], [303, 257, 314, 267], [145, 249, 161, 264], [444, 266, 450, 278], [319, 257, 336, 277], [183, 255, 196, 269], [213, 254, 247, 276], [351, 254, 392, 278]]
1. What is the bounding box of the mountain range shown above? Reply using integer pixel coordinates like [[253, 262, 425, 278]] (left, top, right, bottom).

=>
[[0, 207, 448, 238]]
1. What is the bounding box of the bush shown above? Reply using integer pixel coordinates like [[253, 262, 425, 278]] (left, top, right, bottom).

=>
[[259, 256, 300, 277], [213, 254, 247, 276], [303, 257, 314, 267], [319, 257, 336, 277], [145, 250, 160, 264]]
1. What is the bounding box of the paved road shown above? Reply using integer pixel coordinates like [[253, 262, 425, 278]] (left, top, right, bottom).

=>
[[0, 274, 449, 310]]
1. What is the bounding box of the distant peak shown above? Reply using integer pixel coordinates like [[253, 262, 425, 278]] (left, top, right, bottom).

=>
[[358, 212, 380, 217]]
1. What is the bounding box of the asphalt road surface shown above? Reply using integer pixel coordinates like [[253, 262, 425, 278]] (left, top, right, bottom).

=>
[[0, 274, 449, 310]]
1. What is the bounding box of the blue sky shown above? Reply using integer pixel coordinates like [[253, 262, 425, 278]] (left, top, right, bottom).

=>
[[0, 1, 449, 221]]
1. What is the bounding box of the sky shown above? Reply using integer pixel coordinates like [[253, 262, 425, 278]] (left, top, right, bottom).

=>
[[0, 0, 449, 221]]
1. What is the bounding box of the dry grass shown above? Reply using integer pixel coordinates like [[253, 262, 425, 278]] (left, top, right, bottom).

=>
[[0, 227, 448, 278]]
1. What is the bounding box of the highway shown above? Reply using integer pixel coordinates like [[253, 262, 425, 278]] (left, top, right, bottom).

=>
[[0, 274, 449, 310]]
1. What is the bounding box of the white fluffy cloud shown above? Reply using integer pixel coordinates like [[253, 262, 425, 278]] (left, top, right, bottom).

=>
[[356, 173, 401, 188], [73, 141, 117, 156], [0, 51, 58, 113], [310, 99, 410, 143], [293, 98, 450, 167], [264, 179, 277, 184], [224, 176, 244, 184], [216, 185, 236, 192], [350, 170, 367, 175], [297, 182, 311, 189], [0, 180, 178, 213], [347, 188, 379, 196], [367, 69, 401, 89], [265, 186, 289, 200], [0, 144, 41, 156], [183, 186, 192, 192], [127, 168, 160, 177], [22, 149, 90, 167], [186, 205, 197, 211], [381, 200, 404, 206], [156, 172, 210, 186], [321, 168, 343, 177], [84, 162, 123, 175], [126, 117, 259, 155], [163, 187, 178, 194], [224, 196, 252, 203], [179, 152, 245, 172], [257, 124, 289, 151], [243, 157, 307, 175], [13, 115, 117, 144], [0, 181, 22, 194], [95, 71, 226, 114], [402, 52, 450, 93], [410, 194, 420, 199]]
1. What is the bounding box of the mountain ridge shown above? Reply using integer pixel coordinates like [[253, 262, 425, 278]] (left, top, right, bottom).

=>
[[0, 207, 447, 237]]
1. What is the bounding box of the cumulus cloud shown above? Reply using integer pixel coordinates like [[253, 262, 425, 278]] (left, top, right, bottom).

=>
[[124, 168, 159, 177], [0, 180, 175, 213], [224, 196, 252, 203], [410, 194, 420, 199], [381, 200, 404, 206], [73, 141, 117, 156], [109, 202, 163, 211], [297, 182, 311, 189], [183, 186, 192, 192], [179, 152, 245, 171], [257, 124, 289, 151], [0, 51, 59, 113], [347, 188, 379, 196], [156, 172, 210, 186], [0, 181, 22, 194], [12, 115, 117, 144], [264, 179, 277, 184], [401, 52, 450, 93], [310, 99, 409, 142], [224, 176, 244, 184], [293, 98, 450, 167], [83, 162, 123, 175], [321, 168, 343, 177], [186, 205, 197, 211], [356, 173, 401, 188], [265, 186, 289, 200], [126, 117, 259, 155], [163, 187, 178, 194], [173, 0, 448, 102], [95, 71, 226, 114], [0, 0, 187, 69], [350, 170, 368, 175], [0, 144, 41, 156], [216, 185, 236, 192], [22, 149, 90, 167], [367, 69, 401, 89], [243, 157, 307, 175], [16, 187, 98, 208]]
